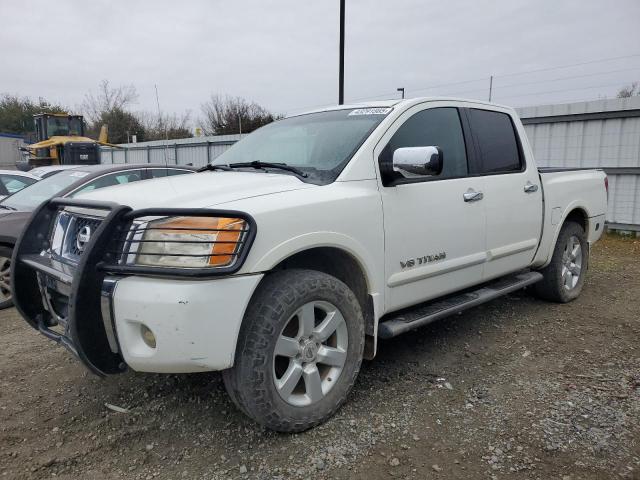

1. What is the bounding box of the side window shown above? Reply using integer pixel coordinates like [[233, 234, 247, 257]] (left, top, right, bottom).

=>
[[380, 107, 468, 182], [167, 168, 192, 176], [1, 175, 37, 194], [148, 169, 167, 179], [149, 168, 192, 178], [468, 109, 522, 174], [70, 170, 145, 197]]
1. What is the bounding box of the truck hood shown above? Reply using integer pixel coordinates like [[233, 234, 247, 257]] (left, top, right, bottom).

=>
[[74, 170, 316, 210]]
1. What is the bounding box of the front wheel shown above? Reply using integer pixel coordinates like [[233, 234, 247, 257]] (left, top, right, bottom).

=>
[[534, 221, 588, 303], [0, 246, 13, 309], [223, 269, 364, 432]]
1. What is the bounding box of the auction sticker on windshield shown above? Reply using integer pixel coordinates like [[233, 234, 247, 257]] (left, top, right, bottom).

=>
[[348, 107, 392, 116]]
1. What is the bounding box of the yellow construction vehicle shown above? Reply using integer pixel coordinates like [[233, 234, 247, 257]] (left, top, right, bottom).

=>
[[20, 113, 114, 168]]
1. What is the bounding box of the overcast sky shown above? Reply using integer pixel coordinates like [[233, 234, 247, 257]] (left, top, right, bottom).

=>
[[2, 0, 640, 123]]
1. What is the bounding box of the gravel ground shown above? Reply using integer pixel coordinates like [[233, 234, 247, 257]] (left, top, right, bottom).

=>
[[1, 234, 639, 480]]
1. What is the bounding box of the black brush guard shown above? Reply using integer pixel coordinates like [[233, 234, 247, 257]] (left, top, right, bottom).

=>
[[11, 197, 256, 376]]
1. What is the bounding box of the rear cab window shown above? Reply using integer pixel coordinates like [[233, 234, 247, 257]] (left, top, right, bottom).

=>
[[466, 109, 523, 175]]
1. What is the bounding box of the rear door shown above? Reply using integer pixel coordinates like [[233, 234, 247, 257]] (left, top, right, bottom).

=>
[[377, 104, 486, 312], [464, 108, 542, 280]]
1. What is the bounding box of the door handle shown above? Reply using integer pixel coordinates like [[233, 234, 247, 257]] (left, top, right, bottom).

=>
[[524, 182, 539, 193], [463, 189, 484, 202]]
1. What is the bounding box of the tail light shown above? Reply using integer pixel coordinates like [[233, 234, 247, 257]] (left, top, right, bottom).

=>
[[604, 176, 609, 200]]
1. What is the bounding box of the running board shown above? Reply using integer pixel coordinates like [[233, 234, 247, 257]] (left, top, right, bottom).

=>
[[377, 271, 543, 339]]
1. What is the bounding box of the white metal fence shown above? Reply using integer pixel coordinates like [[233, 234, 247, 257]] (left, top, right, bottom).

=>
[[100, 134, 243, 167], [0, 134, 26, 170], [98, 98, 640, 230], [517, 96, 640, 231]]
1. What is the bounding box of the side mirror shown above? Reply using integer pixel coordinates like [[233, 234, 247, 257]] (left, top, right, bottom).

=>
[[392, 146, 443, 178]]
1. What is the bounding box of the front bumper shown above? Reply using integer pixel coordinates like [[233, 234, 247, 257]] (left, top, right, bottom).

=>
[[109, 274, 262, 373], [11, 197, 259, 376]]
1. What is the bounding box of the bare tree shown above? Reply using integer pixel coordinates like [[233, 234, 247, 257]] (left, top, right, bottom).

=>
[[200, 95, 278, 135], [616, 81, 640, 98], [139, 111, 192, 141], [82, 80, 139, 125]]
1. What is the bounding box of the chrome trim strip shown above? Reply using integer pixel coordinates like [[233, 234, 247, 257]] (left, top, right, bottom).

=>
[[101, 276, 121, 354]]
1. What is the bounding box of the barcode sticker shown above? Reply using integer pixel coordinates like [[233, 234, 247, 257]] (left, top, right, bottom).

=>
[[348, 107, 392, 116]]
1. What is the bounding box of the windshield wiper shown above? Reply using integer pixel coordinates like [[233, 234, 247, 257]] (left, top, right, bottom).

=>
[[0, 204, 16, 211], [227, 161, 308, 178]]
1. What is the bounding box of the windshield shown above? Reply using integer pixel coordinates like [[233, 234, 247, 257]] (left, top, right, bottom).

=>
[[212, 108, 391, 183], [46, 117, 82, 137], [0, 169, 89, 211]]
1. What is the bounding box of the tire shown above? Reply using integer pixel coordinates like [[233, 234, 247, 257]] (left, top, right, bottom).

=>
[[223, 269, 365, 432], [534, 221, 588, 303], [0, 246, 13, 310]]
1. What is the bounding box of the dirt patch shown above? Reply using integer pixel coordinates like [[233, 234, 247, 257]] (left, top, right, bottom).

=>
[[1, 234, 639, 479]]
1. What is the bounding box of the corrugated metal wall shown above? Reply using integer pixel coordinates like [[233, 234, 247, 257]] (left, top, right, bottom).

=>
[[98, 100, 640, 230], [0, 134, 26, 169], [517, 97, 640, 230], [100, 134, 242, 167]]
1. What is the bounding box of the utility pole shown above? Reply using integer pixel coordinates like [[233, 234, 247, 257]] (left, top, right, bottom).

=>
[[338, 0, 345, 105], [397, 87, 405, 99], [488, 75, 493, 102]]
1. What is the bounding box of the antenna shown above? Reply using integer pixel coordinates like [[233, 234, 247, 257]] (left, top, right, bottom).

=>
[[155, 84, 169, 166], [488, 75, 494, 102]]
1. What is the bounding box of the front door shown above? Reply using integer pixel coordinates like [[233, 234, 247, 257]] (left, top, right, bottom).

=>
[[376, 104, 487, 313]]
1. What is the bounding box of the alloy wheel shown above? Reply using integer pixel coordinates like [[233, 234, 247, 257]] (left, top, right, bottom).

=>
[[273, 300, 348, 407], [561, 235, 582, 290]]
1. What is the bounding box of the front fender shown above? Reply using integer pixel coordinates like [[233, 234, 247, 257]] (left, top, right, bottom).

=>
[[248, 231, 383, 317]]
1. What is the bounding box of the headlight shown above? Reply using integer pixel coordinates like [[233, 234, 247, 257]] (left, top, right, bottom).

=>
[[134, 216, 248, 268]]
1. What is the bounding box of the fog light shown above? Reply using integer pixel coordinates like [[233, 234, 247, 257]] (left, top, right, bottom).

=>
[[140, 324, 156, 348]]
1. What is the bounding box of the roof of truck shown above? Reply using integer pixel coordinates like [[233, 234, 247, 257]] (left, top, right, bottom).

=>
[[295, 97, 514, 117]]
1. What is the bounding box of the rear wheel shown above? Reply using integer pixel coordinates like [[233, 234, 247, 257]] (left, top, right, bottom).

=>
[[223, 269, 364, 432], [0, 246, 13, 309], [534, 221, 588, 303]]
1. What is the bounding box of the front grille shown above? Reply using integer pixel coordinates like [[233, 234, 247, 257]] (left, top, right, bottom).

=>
[[66, 216, 102, 258], [51, 211, 104, 263]]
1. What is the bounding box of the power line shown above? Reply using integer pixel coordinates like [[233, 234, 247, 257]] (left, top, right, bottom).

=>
[[283, 54, 640, 114], [495, 66, 640, 90], [351, 53, 640, 101], [347, 53, 640, 107], [494, 53, 640, 78], [496, 80, 636, 100]]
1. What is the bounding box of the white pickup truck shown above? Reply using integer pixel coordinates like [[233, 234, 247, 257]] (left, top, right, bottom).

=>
[[13, 98, 608, 432]]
